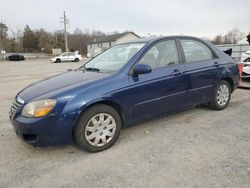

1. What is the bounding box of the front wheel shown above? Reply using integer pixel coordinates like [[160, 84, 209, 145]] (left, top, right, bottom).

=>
[[74, 104, 121, 152], [55, 58, 61, 63], [74, 58, 79, 62], [209, 80, 231, 110]]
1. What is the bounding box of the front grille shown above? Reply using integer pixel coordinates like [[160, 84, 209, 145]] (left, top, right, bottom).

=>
[[10, 97, 24, 117]]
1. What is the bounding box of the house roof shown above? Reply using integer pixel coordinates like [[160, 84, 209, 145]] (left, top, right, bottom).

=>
[[88, 32, 140, 44]]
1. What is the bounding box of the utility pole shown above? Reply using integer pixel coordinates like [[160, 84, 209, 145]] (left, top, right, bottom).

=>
[[60, 11, 69, 52]]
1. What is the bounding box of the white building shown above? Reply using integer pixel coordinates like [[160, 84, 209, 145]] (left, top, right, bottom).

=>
[[87, 32, 140, 57]]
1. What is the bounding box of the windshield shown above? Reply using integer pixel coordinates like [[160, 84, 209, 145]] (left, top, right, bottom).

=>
[[60, 53, 67, 57], [84, 43, 146, 72]]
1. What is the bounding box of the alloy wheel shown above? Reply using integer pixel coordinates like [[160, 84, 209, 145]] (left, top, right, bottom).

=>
[[216, 84, 229, 106], [84, 113, 116, 147]]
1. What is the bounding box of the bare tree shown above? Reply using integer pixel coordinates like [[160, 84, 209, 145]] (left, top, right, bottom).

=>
[[34, 29, 54, 53], [211, 35, 223, 45], [9, 26, 23, 52], [68, 28, 109, 55], [210, 26, 246, 44], [224, 26, 245, 44]]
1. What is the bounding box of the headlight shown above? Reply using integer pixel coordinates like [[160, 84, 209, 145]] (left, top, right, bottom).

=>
[[22, 99, 57, 118]]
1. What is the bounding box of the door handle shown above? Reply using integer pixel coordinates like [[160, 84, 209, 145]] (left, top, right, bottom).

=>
[[214, 62, 220, 67], [172, 69, 182, 76]]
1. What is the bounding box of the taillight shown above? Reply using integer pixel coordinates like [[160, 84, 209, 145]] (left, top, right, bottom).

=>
[[237, 63, 243, 81]]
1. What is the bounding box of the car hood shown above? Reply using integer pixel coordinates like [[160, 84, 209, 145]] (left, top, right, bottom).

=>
[[18, 70, 110, 102]]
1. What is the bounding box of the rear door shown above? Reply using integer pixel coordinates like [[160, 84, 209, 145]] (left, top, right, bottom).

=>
[[128, 39, 187, 121], [179, 38, 220, 105]]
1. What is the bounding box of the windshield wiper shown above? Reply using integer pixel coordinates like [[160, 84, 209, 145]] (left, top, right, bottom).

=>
[[85, 67, 100, 72]]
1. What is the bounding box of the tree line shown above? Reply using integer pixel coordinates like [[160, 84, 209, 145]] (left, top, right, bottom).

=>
[[209, 26, 246, 45], [0, 22, 248, 55], [0, 23, 109, 55]]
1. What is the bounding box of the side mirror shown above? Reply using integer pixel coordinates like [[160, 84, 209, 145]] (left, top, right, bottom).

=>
[[133, 64, 152, 76]]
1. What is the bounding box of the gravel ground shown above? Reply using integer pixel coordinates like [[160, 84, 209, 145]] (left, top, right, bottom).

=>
[[0, 59, 249, 188]]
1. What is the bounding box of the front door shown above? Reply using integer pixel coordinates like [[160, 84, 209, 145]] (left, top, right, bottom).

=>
[[128, 39, 187, 122], [68, 52, 75, 61], [61, 53, 69, 61]]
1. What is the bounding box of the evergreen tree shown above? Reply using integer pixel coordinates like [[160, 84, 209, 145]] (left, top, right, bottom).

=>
[[0, 22, 8, 40], [23, 25, 38, 52]]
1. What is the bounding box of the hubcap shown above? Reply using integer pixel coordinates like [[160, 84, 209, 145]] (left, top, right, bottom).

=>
[[85, 113, 116, 147], [216, 84, 229, 106]]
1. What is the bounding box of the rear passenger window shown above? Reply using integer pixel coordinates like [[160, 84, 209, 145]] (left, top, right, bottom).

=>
[[180, 40, 213, 63]]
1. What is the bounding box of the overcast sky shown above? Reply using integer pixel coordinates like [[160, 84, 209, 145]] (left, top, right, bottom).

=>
[[0, 0, 249, 38]]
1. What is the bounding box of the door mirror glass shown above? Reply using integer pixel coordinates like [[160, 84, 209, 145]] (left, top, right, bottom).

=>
[[134, 64, 152, 76]]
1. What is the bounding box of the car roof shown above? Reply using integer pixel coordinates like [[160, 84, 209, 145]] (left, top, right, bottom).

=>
[[125, 35, 205, 44]]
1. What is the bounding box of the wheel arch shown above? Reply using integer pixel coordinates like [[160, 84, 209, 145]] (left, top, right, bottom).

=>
[[222, 76, 234, 92], [74, 100, 126, 128]]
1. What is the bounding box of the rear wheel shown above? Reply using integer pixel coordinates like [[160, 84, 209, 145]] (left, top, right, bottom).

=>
[[209, 80, 231, 110], [74, 104, 121, 152], [74, 58, 79, 62]]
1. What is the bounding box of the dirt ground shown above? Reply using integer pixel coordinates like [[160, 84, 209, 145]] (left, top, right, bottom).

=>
[[0, 59, 249, 188]]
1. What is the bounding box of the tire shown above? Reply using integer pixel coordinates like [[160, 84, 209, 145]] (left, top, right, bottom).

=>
[[74, 58, 79, 62], [55, 58, 61, 63], [209, 80, 231, 110], [74, 104, 121, 152]]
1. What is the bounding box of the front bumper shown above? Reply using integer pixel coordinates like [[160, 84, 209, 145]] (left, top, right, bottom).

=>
[[242, 72, 250, 78], [10, 113, 74, 146]]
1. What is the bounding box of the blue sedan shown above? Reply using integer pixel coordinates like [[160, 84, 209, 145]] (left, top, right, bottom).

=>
[[10, 36, 240, 152]]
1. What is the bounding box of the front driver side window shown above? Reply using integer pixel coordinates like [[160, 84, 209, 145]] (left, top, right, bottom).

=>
[[139, 40, 179, 70]]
